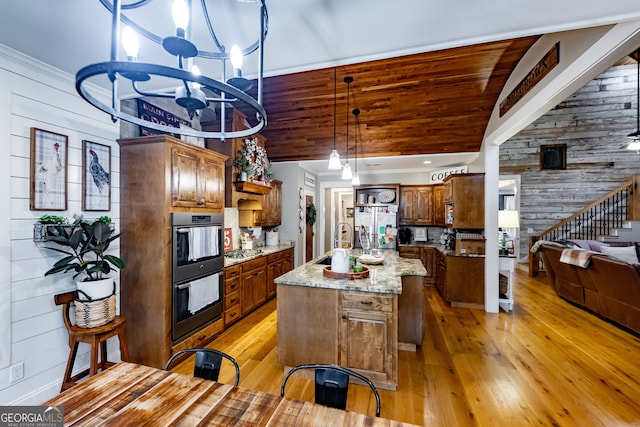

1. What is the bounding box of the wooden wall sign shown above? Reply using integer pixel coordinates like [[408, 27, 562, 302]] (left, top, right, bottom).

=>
[[499, 42, 560, 117]]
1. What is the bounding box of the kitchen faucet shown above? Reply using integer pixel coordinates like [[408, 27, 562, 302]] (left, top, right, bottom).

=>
[[334, 221, 353, 249]]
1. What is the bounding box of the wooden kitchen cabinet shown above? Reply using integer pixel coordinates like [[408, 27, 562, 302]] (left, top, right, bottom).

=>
[[118, 135, 227, 369], [398, 245, 435, 285], [339, 291, 397, 389], [224, 265, 242, 326], [241, 256, 267, 315], [435, 250, 446, 297], [262, 180, 282, 227], [282, 247, 294, 273], [420, 246, 436, 285], [444, 255, 485, 308], [443, 173, 484, 229], [399, 185, 433, 225], [433, 184, 446, 226], [266, 251, 283, 299], [171, 144, 225, 209]]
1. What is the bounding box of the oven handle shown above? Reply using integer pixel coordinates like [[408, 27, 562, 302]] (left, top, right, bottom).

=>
[[177, 228, 191, 233], [176, 282, 191, 290]]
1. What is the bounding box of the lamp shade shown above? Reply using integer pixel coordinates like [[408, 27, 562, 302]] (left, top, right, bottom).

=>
[[498, 210, 520, 228]]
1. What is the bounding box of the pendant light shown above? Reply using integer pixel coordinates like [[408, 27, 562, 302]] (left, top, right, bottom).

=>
[[342, 76, 353, 180], [328, 68, 342, 170], [627, 48, 640, 151], [351, 108, 361, 186]]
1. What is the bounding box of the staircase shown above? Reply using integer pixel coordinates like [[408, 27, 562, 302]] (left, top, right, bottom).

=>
[[529, 178, 637, 276]]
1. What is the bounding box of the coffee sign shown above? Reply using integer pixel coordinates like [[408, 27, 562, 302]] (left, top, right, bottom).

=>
[[429, 166, 468, 183]]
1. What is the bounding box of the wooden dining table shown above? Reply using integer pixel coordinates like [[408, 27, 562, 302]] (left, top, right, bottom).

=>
[[43, 362, 417, 426]]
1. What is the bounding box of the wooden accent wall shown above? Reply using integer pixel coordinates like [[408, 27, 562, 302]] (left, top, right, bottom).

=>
[[500, 63, 640, 258]]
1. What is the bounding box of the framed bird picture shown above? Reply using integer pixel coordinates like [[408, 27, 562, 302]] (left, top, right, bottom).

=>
[[82, 140, 111, 211], [30, 128, 68, 211]]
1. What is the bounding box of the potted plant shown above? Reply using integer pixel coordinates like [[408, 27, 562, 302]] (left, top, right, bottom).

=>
[[44, 215, 125, 302], [234, 150, 252, 181]]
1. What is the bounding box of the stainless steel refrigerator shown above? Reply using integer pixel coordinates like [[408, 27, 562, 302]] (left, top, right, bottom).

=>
[[354, 206, 398, 250]]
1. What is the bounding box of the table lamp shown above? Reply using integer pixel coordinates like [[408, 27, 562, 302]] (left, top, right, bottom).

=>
[[498, 210, 520, 255]]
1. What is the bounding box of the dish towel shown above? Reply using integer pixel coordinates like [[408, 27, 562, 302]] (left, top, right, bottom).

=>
[[188, 273, 220, 314], [188, 228, 203, 261], [560, 248, 597, 268]]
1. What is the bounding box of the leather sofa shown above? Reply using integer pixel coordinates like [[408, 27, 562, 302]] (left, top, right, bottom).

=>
[[538, 243, 640, 334]]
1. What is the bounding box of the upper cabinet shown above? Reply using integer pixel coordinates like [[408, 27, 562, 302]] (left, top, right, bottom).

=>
[[119, 134, 227, 213], [399, 186, 433, 225], [443, 173, 484, 229], [171, 145, 225, 209], [432, 184, 446, 226], [262, 180, 282, 228]]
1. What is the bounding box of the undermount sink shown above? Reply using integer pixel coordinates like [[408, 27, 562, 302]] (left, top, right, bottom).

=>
[[314, 256, 332, 265]]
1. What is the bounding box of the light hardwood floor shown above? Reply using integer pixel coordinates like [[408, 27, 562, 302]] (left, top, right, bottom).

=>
[[173, 269, 640, 426]]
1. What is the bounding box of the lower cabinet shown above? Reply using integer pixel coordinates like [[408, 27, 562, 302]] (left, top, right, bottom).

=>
[[421, 247, 436, 285], [434, 252, 485, 309], [277, 285, 399, 390], [444, 256, 484, 308], [241, 257, 267, 315], [224, 265, 242, 326], [266, 252, 283, 299], [224, 247, 294, 329], [338, 291, 397, 389]]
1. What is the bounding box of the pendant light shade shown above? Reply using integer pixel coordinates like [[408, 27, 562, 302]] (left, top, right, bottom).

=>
[[342, 76, 354, 180], [328, 68, 342, 170], [627, 48, 640, 151]]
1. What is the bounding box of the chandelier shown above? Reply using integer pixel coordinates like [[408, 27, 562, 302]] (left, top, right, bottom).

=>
[[75, 0, 268, 140]]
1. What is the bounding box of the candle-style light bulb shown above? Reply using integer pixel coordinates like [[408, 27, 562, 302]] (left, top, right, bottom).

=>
[[172, 0, 190, 36], [191, 64, 202, 89], [230, 44, 243, 70], [122, 26, 139, 60]]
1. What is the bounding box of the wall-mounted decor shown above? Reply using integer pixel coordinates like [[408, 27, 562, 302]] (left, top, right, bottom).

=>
[[30, 128, 68, 211], [346, 208, 354, 218], [82, 140, 111, 211], [540, 144, 566, 170], [137, 99, 189, 137], [304, 172, 316, 188]]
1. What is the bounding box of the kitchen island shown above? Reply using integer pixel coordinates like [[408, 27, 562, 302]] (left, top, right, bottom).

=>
[[275, 249, 427, 390]]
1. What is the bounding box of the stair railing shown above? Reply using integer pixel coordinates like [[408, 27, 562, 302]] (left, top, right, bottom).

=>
[[529, 179, 633, 276]]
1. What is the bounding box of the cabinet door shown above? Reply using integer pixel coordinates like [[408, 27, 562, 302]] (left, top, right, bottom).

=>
[[445, 256, 484, 305], [252, 267, 267, 307], [171, 147, 199, 207], [339, 308, 389, 375], [241, 270, 257, 314], [399, 187, 417, 224], [282, 248, 294, 273], [200, 155, 224, 209], [421, 247, 436, 282], [266, 253, 282, 299], [262, 180, 282, 227], [433, 185, 445, 226], [416, 187, 433, 224], [435, 251, 446, 297]]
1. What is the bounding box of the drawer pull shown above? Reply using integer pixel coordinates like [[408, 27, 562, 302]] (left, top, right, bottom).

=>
[[360, 301, 373, 305], [197, 334, 206, 341], [341, 315, 347, 319]]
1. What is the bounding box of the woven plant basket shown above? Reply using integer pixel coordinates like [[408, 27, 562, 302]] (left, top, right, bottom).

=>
[[74, 292, 116, 328]]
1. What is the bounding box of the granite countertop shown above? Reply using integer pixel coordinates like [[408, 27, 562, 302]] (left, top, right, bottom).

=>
[[224, 242, 295, 267], [398, 242, 485, 258], [274, 249, 427, 294]]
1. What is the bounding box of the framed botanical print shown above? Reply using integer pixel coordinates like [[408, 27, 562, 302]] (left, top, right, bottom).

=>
[[82, 140, 111, 211], [30, 128, 68, 211]]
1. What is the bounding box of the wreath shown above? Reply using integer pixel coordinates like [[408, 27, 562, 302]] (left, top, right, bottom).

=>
[[306, 203, 317, 226], [242, 137, 269, 179]]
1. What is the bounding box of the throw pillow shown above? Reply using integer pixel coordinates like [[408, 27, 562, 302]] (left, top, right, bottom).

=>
[[600, 245, 639, 264]]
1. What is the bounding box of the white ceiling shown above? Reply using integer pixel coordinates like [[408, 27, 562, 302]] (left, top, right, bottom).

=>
[[2, 1, 640, 172]]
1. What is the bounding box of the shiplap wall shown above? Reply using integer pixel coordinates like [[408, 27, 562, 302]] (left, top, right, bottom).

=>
[[500, 63, 640, 258], [0, 45, 120, 404]]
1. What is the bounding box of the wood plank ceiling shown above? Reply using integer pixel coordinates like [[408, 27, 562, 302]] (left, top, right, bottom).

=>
[[242, 36, 539, 163]]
